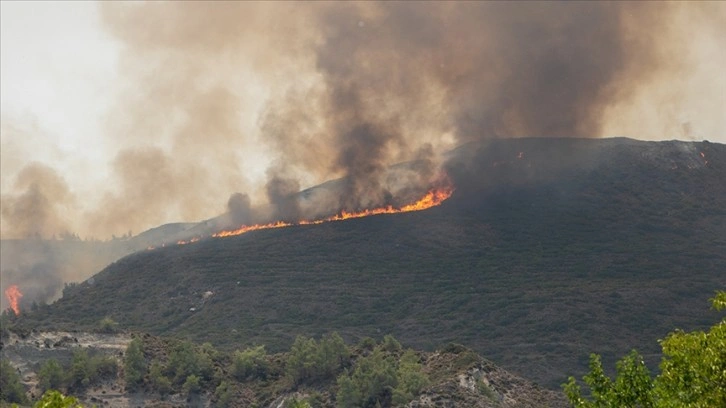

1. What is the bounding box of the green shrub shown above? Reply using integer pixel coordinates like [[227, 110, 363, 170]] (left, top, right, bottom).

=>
[[149, 360, 172, 396], [183, 374, 201, 396], [392, 349, 429, 405], [0, 359, 27, 404], [39, 359, 66, 392], [214, 380, 233, 408], [233, 345, 268, 381], [124, 338, 146, 389], [564, 291, 726, 407], [167, 341, 214, 384], [69, 350, 90, 388], [89, 355, 118, 383], [381, 335, 402, 353], [33, 390, 84, 407], [287, 333, 349, 385], [98, 317, 119, 333], [336, 349, 397, 408]]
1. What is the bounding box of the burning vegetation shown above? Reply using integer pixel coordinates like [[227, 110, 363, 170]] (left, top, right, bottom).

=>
[[4, 284, 23, 315], [171, 184, 453, 244]]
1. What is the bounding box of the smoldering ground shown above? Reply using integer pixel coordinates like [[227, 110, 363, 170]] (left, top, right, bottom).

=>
[[1, 2, 724, 241]]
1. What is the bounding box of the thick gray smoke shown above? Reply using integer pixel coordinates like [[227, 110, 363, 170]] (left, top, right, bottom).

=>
[[1, 1, 723, 238], [2, 1, 724, 309]]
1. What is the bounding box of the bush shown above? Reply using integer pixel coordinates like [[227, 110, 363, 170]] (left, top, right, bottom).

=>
[[34, 390, 84, 408], [149, 360, 172, 396], [381, 335, 402, 353], [124, 338, 146, 389], [233, 345, 268, 381], [39, 359, 66, 392], [392, 350, 429, 405], [287, 333, 349, 385], [183, 374, 201, 396], [98, 317, 119, 333], [336, 348, 397, 408], [167, 341, 214, 384], [0, 359, 27, 404], [564, 290, 726, 407], [214, 380, 233, 408], [69, 350, 90, 389]]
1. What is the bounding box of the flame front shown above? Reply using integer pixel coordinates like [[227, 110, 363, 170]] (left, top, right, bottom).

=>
[[213, 186, 454, 239], [4, 285, 23, 316]]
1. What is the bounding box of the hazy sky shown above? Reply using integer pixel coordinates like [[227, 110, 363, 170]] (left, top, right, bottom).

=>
[[1, 1, 724, 240]]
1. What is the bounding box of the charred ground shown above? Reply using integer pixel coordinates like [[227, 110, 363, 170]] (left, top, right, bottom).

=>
[[9, 138, 726, 390]]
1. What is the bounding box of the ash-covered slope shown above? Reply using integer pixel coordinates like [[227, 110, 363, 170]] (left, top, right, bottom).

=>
[[14, 138, 726, 389]]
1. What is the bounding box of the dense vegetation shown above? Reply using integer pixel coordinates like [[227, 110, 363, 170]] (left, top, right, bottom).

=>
[[8, 138, 726, 389], [6, 331, 560, 407]]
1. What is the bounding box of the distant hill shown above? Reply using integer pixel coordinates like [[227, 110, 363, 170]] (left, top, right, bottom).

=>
[[11, 137, 726, 389]]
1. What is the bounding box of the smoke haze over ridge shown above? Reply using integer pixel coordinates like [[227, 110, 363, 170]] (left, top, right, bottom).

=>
[[1, 1, 725, 240]]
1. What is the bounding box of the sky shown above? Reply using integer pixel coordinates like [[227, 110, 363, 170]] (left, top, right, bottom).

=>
[[1, 1, 725, 240]]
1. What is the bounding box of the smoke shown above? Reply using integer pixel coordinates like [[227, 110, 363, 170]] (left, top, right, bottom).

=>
[[1, 163, 75, 239], [1, 1, 723, 240]]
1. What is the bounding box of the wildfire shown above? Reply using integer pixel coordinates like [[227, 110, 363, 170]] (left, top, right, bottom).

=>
[[4, 285, 23, 315], [212, 186, 454, 239]]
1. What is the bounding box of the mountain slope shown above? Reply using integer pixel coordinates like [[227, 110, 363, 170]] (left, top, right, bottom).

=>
[[14, 137, 726, 389]]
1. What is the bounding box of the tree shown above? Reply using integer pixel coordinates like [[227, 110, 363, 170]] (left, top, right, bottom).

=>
[[0, 359, 28, 404], [33, 390, 84, 408], [564, 290, 726, 407], [336, 348, 397, 408], [182, 374, 201, 396], [233, 345, 268, 381], [124, 338, 146, 389], [38, 359, 66, 392], [214, 380, 233, 408], [392, 349, 430, 405], [167, 341, 214, 384], [149, 360, 172, 396], [98, 317, 119, 333], [336, 372, 362, 408], [69, 350, 91, 389], [287, 333, 350, 385]]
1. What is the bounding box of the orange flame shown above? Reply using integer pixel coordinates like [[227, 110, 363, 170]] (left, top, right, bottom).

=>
[[213, 186, 454, 239], [4, 285, 23, 315]]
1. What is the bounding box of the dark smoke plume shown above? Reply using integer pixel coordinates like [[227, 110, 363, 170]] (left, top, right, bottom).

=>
[[2, 1, 723, 308], [2, 1, 723, 239]]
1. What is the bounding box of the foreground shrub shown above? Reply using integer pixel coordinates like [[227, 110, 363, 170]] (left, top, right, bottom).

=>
[[564, 290, 726, 407]]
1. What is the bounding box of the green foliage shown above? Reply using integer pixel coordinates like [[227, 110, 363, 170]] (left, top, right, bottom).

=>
[[97, 317, 119, 333], [149, 360, 172, 396], [284, 397, 312, 408], [287, 333, 349, 385], [336, 374, 362, 408], [124, 338, 146, 389], [233, 345, 268, 381], [392, 350, 430, 405], [381, 335, 402, 353], [89, 354, 118, 382], [38, 359, 66, 392], [336, 348, 397, 408], [214, 380, 233, 408], [182, 374, 201, 396], [0, 359, 27, 404], [564, 291, 726, 407], [357, 337, 377, 351], [33, 390, 84, 408], [69, 350, 91, 388], [167, 341, 214, 384]]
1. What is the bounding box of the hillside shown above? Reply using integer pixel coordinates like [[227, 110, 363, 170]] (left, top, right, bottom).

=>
[[9, 137, 726, 390], [1, 329, 566, 407]]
